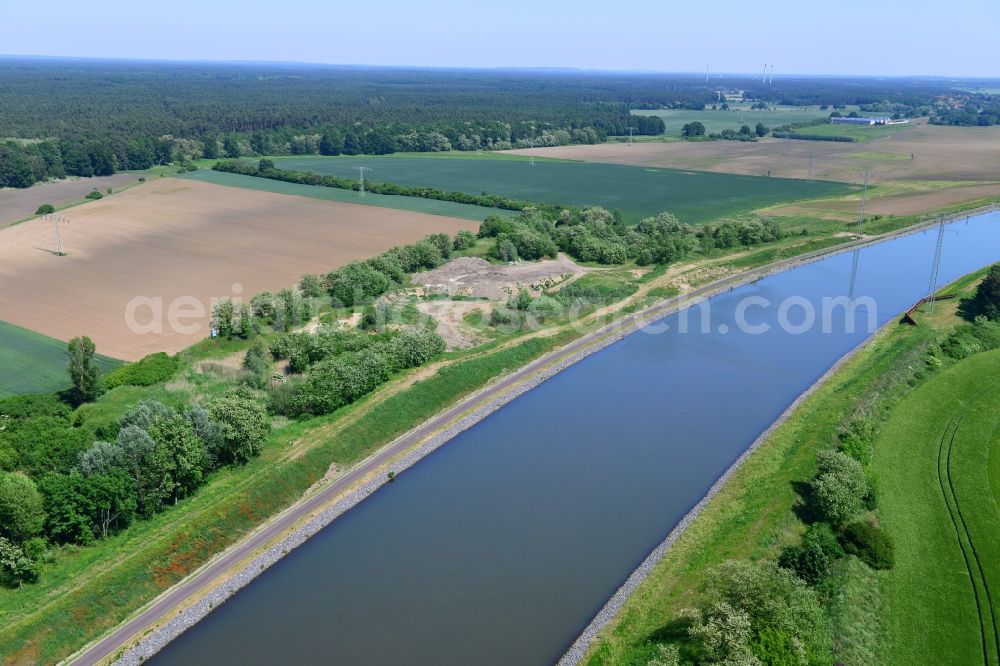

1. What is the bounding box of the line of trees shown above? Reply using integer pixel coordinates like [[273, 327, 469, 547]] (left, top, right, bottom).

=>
[[476, 206, 784, 267]]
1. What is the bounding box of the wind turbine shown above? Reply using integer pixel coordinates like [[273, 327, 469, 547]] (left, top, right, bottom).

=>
[[769, 63, 775, 84], [763, 63, 767, 84], [705, 62, 710, 83]]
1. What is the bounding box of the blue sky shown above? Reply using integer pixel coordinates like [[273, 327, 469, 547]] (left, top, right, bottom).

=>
[[2, 0, 997, 77]]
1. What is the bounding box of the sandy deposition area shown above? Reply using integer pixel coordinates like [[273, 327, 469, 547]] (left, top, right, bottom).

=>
[[506, 123, 1000, 184], [0, 173, 141, 228], [0, 178, 475, 360], [414, 255, 586, 299]]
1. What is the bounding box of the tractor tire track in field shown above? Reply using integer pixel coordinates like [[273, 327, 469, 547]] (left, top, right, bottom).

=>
[[945, 416, 1000, 664], [936, 416, 998, 665]]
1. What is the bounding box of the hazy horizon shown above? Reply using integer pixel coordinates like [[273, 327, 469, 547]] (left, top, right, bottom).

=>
[[2, 0, 998, 79]]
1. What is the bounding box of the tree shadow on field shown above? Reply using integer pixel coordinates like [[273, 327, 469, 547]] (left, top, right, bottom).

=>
[[648, 615, 692, 643], [791, 479, 822, 524]]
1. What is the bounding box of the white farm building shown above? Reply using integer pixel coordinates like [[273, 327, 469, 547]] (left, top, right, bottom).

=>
[[830, 116, 909, 126]]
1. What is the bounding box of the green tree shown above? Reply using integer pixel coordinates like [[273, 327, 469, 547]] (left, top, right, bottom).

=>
[[0, 536, 39, 587], [201, 136, 219, 160], [970, 263, 1000, 320], [755, 122, 769, 137], [696, 560, 831, 665], [681, 121, 706, 138], [0, 145, 35, 188], [35, 203, 55, 215], [222, 134, 242, 158], [298, 274, 324, 298], [319, 131, 344, 156], [238, 303, 254, 339], [115, 424, 173, 516], [148, 414, 209, 502], [207, 388, 271, 464], [212, 299, 236, 339], [0, 472, 45, 543], [84, 470, 136, 538], [67, 336, 101, 404], [688, 601, 759, 666]]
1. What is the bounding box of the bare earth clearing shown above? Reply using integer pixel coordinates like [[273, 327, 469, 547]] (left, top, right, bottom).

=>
[[414, 255, 586, 299], [0, 178, 475, 360], [415, 300, 492, 349], [0, 173, 141, 228], [506, 123, 1000, 184]]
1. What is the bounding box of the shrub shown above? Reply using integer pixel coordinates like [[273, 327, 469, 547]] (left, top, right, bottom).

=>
[[35, 204, 55, 215], [84, 190, 103, 200], [102, 353, 179, 389], [0, 394, 71, 420], [0, 536, 39, 587], [837, 415, 877, 465], [453, 229, 477, 250], [841, 521, 895, 569], [777, 524, 843, 585], [810, 450, 869, 525]]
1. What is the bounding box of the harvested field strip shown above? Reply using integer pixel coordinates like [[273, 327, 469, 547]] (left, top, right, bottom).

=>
[[0, 319, 121, 397], [876, 349, 1000, 666], [0, 173, 140, 229], [179, 169, 512, 221], [504, 124, 1000, 184]]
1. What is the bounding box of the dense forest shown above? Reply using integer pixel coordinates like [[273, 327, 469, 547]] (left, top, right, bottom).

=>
[[0, 58, 992, 188]]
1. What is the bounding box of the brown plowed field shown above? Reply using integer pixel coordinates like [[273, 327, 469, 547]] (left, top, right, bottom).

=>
[[0, 173, 141, 228], [507, 123, 1000, 184], [0, 178, 475, 360]]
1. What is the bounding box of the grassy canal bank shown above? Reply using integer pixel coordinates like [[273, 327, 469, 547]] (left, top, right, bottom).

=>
[[581, 266, 1000, 665]]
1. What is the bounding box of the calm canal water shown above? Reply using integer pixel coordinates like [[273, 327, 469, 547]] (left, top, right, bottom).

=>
[[153, 212, 1000, 665]]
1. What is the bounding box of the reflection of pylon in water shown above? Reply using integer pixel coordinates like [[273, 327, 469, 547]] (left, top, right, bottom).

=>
[[849, 249, 860, 298], [927, 217, 946, 312]]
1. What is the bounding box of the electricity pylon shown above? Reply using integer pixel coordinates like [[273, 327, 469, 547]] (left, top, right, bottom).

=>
[[352, 166, 372, 197], [857, 170, 871, 236], [43, 213, 70, 256]]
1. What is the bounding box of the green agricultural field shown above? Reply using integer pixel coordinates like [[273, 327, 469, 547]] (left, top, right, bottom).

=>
[[874, 348, 1000, 666], [793, 122, 913, 143], [0, 321, 121, 397], [177, 169, 515, 221], [632, 106, 832, 136], [261, 155, 855, 224]]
